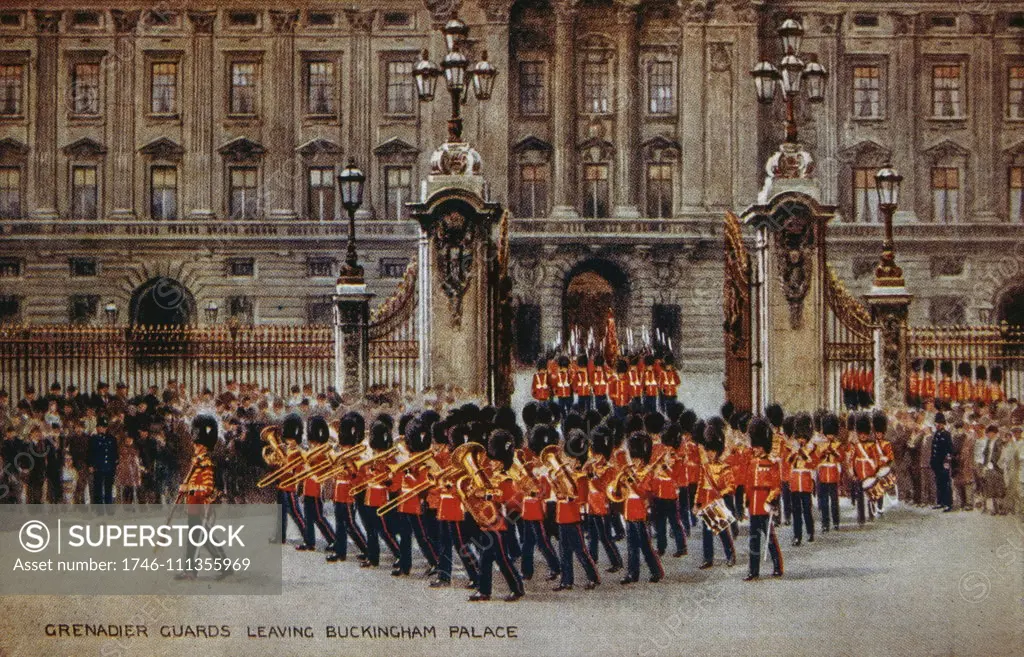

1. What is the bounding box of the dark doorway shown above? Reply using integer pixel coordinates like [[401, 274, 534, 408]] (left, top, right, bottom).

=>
[[998, 285, 1024, 326], [129, 277, 196, 326], [562, 259, 630, 345], [515, 303, 542, 365]]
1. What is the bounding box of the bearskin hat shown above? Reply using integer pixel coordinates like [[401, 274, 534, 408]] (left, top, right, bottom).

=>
[[282, 413, 304, 442], [665, 353, 675, 366], [521, 401, 539, 428], [561, 411, 583, 435], [924, 359, 935, 374], [628, 431, 653, 463], [976, 365, 988, 381], [662, 423, 682, 449], [375, 413, 395, 433], [547, 400, 564, 422], [871, 409, 888, 434], [665, 399, 685, 423], [992, 366, 1003, 385], [940, 360, 954, 377], [813, 409, 826, 433], [431, 420, 449, 448], [370, 421, 393, 451], [557, 356, 570, 368], [958, 362, 973, 379], [692, 419, 707, 447], [606, 416, 625, 449], [596, 399, 612, 418], [703, 417, 726, 454], [911, 358, 922, 373], [448, 423, 471, 449], [644, 355, 655, 367], [307, 415, 330, 445], [339, 411, 365, 446], [644, 412, 666, 436], [406, 418, 432, 453], [616, 359, 629, 375], [766, 403, 785, 428], [527, 425, 548, 455], [847, 412, 857, 431], [585, 409, 603, 432], [749, 416, 772, 454], [625, 414, 644, 434], [721, 401, 735, 423], [935, 412, 946, 425], [535, 403, 553, 426], [480, 405, 497, 427], [679, 409, 697, 435], [96, 415, 109, 428], [822, 412, 840, 437], [468, 421, 489, 446], [793, 412, 814, 441], [192, 415, 219, 449], [782, 415, 796, 438], [590, 426, 612, 458], [564, 429, 590, 464], [536, 358, 548, 371], [735, 411, 752, 434], [855, 412, 872, 435], [488, 429, 516, 468], [420, 409, 440, 430], [495, 406, 517, 432]]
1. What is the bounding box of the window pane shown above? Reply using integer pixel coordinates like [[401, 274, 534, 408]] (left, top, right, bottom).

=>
[[648, 61, 674, 114], [386, 61, 415, 115], [230, 167, 258, 219], [519, 61, 546, 115], [0, 167, 21, 219], [518, 163, 549, 217], [71, 166, 98, 219], [852, 65, 880, 118], [0, 64, 23, 116], [582, 164, 609, 218], [72, 63, 100, 115], [932, 65, 962, 117], [150, 166, 177, 220], [150, 62, 177, 113], [852, 168, 879, 223], [1011, 166, 1023, 223], [230, 62, 257, 114], [931, 167, 959, 222], [1010, 67, 1024, 120], [308, 167, 336, 220], [645, 163, 673, 218], [307, 61, 335, 114], [582, 55, 610, 114], [384, 166, 412, 219]]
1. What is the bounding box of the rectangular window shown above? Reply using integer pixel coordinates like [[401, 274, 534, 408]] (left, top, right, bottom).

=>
[[69, 257, 97, 277], [582, 163, 610, 218], [0, 166, 20, 218], [386, 60, 415, 115], [306, 296, 334, 325], [227, 11, 259, 27], [931, 167, 960, 223], [932, 64, 963, 118], [227, 258, 254, 277], [307, 167, 336, 221], [379, 257, 410, 278], [518, 61, 546, 115], [0, 295, 19, 323], [0, 258, 21, 278], [229, 167, 259, 219], [645, 163, 673, 218], [307, 257, 335, 278], [68, 294, 99, 325], [150, 62, 177, 114], [0, 64, 23, 116], [306, 12, 335, 27], [647, 61, 674, 115], [72, 63, 101, 115], [306, 61, 335, 115], [384, 166, 412, 220], [71, 11, 101, 28], [150, 166, 177, 220], [0, 13, 24, 28], [1011, 166, 1024, 223], [230, 62, 258, 115], [852, 65, 881, 118], [582, 56, 610, 114], [71, 166, 98, 219], [382, 12, 412, 28], [1009, 66, 1024, 120], [517, 164, 549, 218], [226, 296, 254, 323], [852, 14, 879, 28], [853, 168, 880, 223]]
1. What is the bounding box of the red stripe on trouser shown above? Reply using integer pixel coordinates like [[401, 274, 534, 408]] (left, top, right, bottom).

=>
[[315, 499, 336, 543], [347, 504, 367, 551], [454, 522, 480, 573], [576, 525, 599, 583], [641, 523, 664, 578], [496, 533, 524, 595], [415, 515, 438, 563], [380, 513, 399, 552], [288, 493, 306, 532]]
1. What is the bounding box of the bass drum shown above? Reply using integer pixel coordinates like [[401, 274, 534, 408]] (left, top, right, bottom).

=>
[[697, 498, 735, 535]]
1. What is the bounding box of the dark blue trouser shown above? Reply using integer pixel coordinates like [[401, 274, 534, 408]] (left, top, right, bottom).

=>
[[748, 514, 782, 577], [395, 511, 438, 572], [852, 480, 867, 524], [302, 495, 335, 549], [558, 522, 599, 586], [585, 513, 622, 569], [92, 471, 114, 510], [626, 520, 663, 581], [643, 395, 657, 414], [358, 502, 383, 566], [651, 497, 687, 554], [437, 519, 480, 584], [477, 529, 524, 597], [678, 486, 693, 534], [521, 519, 560, 578], [781, 482, 793, 523], [701, 521, 735, 564], [934, 467, 953, 508], [331, 501, 365, 558], [818, 482, 840, 529], [792, 491, 814, 541], [576, 395, 592, 411], [278, 489, 306, 542]]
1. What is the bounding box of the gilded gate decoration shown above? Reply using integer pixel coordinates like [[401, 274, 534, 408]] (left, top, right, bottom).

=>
[[723, 211, 752, 412], [823, 265, 875, 409]]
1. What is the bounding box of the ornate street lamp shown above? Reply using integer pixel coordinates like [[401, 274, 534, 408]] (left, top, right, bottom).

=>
[[873, 163, 905, 287], [750, 18, 827, 144], [204, 300, 219, 324], [104, 302, 118, 326], [413, 15, 499, 144], [337, 158, 366, 283]]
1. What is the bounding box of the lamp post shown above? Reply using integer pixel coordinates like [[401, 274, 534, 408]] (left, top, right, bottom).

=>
[[413, 17, 498, 144], [873, 163, 905, 288], [337, 158, 366, 284], [204, 300, 219, 325], [751, 18, 827, 144], [104, 302, 118, 326]]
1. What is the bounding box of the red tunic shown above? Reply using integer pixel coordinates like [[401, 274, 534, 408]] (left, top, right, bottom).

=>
[[183, 451, 216, 505], [921, 375, 936, 401], [609, 375, 630, 408], [990, 383, 1005, 404], [643, 369, 660, 398], [938, 377, 954, 403], [531, 372, 551, 402], [622, 473, 652, 522], [553, 369, 572, 399], [908, 373, 921, 400], [397, 465, 429, 515], [745, 456, 781, 517], [955, 379, 971, 403], [276, 449, 304, 494], [852, 441, 877, 481], [787, 445, 818, 493], [815, 440, 842, 485], [660, 368, 680, 397], [694, 456, 734, 508], [573, 369, 592, 397], [627, 368, 643, 400]]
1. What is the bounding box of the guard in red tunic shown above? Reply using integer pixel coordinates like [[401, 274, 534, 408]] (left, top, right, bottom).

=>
[[787, 413, 818, 546], [850, 413, 877, 526], [907, 359, 923, 408], [573, 355, 593, 410], [659, 354, 681, 411], [744, 416, 783, 581], [553, 431, 600, 592], [648, 415, 687, 557], [591, 355, 610, 407], [297, 415, 336, 552], [990, 366, 1006, 405], [532, 358, 552, 403], [873, 410, 895, 515], [627, 357, 644, 405], [938, 360, 955, 405], [175, 415, 227, 580], [619, 431, 665, 585], [973, 365, 990, 405], [609, 359, 631, 420], [677, 409, 701, 530], [520, 426, 560, 581], [357, 419, 399, 568], [642, 355, 660, 413], [390, 418, 439, 577], [429, 423, 480, 589], [921, 359, 937, 405], [327, 411, 368, 563], [553, 356, 573, 415], [584, 425, 623, 573], [275, 415, 306, 544], [695, 417, 736, 569], [956, 362, 973, 403], [815, 413, 843, 532]]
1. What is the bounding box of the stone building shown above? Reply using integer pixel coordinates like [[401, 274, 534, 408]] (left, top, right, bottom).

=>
[[0, 0, 1023, 380]]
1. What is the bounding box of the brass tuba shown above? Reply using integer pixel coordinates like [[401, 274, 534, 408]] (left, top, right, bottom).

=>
[[450, 442, 502, 526], [260, 425, 286, 467], [540, 444, 578, 500]]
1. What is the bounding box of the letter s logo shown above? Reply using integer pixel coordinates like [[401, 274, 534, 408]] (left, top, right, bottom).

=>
[[19, 520, 50, 553]]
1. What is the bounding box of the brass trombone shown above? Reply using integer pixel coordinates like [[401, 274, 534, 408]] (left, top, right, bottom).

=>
[[315, 443, 369, 482], [377, 461, 461, 517], [270, 442, 333, 489], [280, 442, 365, 488], [348, 446, 403, 495]]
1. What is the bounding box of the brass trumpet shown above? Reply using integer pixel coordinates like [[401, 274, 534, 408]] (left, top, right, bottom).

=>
[[605, 464, 639, 504], [272, 442, 334, 489], [349, 446, 403, 495]]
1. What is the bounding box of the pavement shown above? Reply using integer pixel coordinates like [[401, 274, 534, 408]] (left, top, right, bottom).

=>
[[1, 500, 1022, 657]]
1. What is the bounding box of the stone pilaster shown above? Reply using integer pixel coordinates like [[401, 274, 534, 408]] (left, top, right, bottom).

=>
[[479, 0, 511, 201], [345, 9, 375, 219], [891, 13, 920, 223], [268, 11, 299, 219], [550, 0, 578, 218], [186, 11, 216, 219], [613, 1, 641, 218], [866, 290, 912, 409], [110, 10, 140, 219], [31, 10, 61, 219], [815, 12, 843, 207], [970, 13, 997, 222], [333, 291, 373, 396], [679, 12, 706, 211]]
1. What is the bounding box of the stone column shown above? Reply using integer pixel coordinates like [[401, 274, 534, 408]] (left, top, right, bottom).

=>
[[417, 229, 432, 391], [333, 290, 374, 396], [479, 0, 511, 201], [613, 1, 641, 218], [970, 14, 997, 222], [550, 0, 579, 219], [679, 12, 706, 212], [345, 9, 375, 219], [268, 11, 299, 219], [110, 10, 140, 219], [31, 10, 61, 219], [866, 290, 912, 410], [186, 11, 216, 219], [891, 13, 920, 222], [814, 12, 843, 207]]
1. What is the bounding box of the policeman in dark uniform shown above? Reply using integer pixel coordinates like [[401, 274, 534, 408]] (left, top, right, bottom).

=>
[[930, 412, 954, 512], [88, 415, 118, 513]]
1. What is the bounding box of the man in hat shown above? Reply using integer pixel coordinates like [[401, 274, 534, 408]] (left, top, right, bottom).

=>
[[744, 416, 783, 581], [573, 355, 593, 411], [648, 417, 687, 558], [930, 412, 954, 512], [553, 357, 574, 416], [552, 429, 600, 592], [956, 363, 973, 404], [850, 413, 877, 524], [327, 411, 368, 563], [584, 425, 623, 573], [390, 418, 439, 577], [619, 431, 664, 585], [938, 361, 955, 406], [591, 355, 611, 408], [532, 359, 552, 403], [659, 354, 680, 412], [695, 417, 736, 570], [88, 415, 118, 513], [788, 413, 817, 546], [816, 413, 843, 531], [275, 414, 307, 544], [296, 416, 336, 553], [175, 415, 228, 580], [609, 360, 631, 421]]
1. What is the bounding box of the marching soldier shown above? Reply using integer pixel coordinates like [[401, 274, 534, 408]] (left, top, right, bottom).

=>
[[429, 423, 480, 589], [520, 425, 561, 581], [391, 418, 439, 577], [908, 359, 923, 408], [553, 356, 573, 415], [850, 413, 877, 525], [659, 354, 681, 411], [619, 431, 665, 585], [275, 415, 307, 544], [938, 361, 955, 406], [990, 367, 1006, 405], [956, 362, 973, 404], [584, 425, 623, 573], [678, 410, 701, 530], [648, 417, 687, 558], [973, 366, 989, 405], [816, 413, 843, 532], [695, 417, 737, 569], [175, 415, 228, 580], [297, 416, 336, 552], [873, 410, 895, 514], [642, 355, 660, 414], [356, 420, 399, 568], [592, 355, 610, 408], [327, 412, 368, 563], [532, 359, 552, 403], [552, 429, 600, 592], [788, 413, 817, 546], [609, 360, 632, 420], [573, 355, 593, 410], [744, 416, 784, 581], [922, 359, 937, 405]]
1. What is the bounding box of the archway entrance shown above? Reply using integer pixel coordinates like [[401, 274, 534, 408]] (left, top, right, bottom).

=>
[[129, 278, 196, 326], [997, 285, 1024, 326], [563, 259, 629, 344]]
